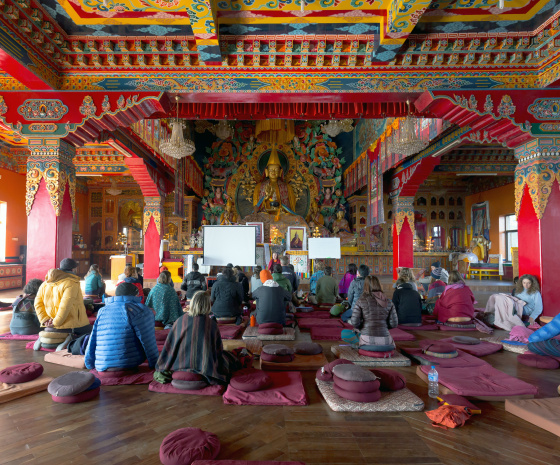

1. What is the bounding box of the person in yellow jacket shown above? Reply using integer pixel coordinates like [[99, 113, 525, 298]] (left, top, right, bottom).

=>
[[34, 258, 91, 333]]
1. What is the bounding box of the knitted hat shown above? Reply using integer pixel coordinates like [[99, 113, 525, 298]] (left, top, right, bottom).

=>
[[431, 267, 442, 280], [260, 269, 273, 283], [431, 261, 441, 268], [59, 258, 78, 272], [226, 263, 233, 268], [115, 283, 139, 296]]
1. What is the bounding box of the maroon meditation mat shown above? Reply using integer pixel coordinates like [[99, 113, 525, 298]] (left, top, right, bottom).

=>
[[398, 323, 439, 331], [439, 338, 502, 357], [402, 347, 489, 368], [90, 366, 154, 385], [155, 329, 170, 342], [310, 326, 342, 341], [0, 333, 39, 341], [418, 364, 538, 400], [295, 311, 331, 319], [25, 341, 55, 352], [389, 328, 417, 342], [149, 380, 226, 396], [298, 318, 344, 330], [223, 371, 308, 406], [192, 461, 306, 465], [218, 325, 244, 340]]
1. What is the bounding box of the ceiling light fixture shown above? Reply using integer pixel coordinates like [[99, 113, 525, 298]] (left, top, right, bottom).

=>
[[159, 95, 195, 159], [320, 119, 354, 138]]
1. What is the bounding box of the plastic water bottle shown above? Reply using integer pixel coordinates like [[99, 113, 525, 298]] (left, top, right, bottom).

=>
[[428, 366, 439, 398]]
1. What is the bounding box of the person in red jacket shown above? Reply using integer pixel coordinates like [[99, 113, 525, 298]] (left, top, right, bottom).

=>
[[433, 271, 476, 324], [267, 252, 281, 272], [117, 265, 145, 303]]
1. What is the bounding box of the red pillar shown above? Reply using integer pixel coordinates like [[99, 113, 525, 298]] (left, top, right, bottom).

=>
[[143, 196, 162, 280], [25, 140, 76, 281], [514, 141, 560, 317], [392, 196, 415, 279]]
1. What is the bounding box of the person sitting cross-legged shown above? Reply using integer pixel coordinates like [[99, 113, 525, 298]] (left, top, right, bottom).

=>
[[316, 266, 339, 304], [85, 283, 159, 372], [272, 263, 292, 293], [10, 278, 43, 336], [146, 271, 184, 329], [252, 269, 292, 326]]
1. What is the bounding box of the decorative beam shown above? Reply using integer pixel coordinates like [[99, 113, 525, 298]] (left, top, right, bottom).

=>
[[186, 0, 221, 66]]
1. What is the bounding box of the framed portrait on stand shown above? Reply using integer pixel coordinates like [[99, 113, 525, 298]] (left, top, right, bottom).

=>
[[287, 227, 306, 251], [247, 222, 264, 243]]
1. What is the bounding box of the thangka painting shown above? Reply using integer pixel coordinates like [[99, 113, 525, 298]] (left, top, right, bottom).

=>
[[290, 254, 308, 275], [368, 154, 384, 227], [287, 227, 306, 251], [471, 201, 490, 240]]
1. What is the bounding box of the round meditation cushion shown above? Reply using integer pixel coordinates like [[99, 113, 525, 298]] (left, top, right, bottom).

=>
[[261, 344, 294, 356], [259, 322, 283, 330], [333, 375, 380, 393], [425, 350, 458, 359], [420, 341, 456, 354], [52, 387, 100, 404], [43, 328, 72, 333], [172, 371, 205, 382], [39, 330, 69, 340], [357, 349, 394, 358], [48, 371, 96, 397], [216, 317, 237, 325], [159, 428, 220, 465], [316, 359, 354, 381], [40, 336, 69, 345], [447, 317, 472, 323], [452, 336, 481, 345], [517, 353, 560, 370], [229, 369, 273, 392], [0, 362, 44, 384], [371, 369, 407, 391], [294, 342, 323, 355], [171, 379, 208, 390], [333, 383, 381, 403], [332, 364, 376, 383], [258, 326, 283, 335], [260, 352, 294, 363]]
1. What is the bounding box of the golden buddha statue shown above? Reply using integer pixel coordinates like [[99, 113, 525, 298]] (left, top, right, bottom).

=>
[[253, 147, 297, 221], [332, 210, 356, 247], [220, 199, 238, 225], [307, 200, 330, 237]]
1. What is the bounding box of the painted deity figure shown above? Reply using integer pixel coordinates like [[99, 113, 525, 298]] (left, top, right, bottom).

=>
[[208, 186, 225, 209], [322, 187, 336, 207], [220, 200, 238, 225], [253, 147, 297, 220]]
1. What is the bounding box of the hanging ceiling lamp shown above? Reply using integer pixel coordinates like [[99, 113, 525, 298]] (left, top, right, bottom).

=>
[[213, 120, 235, 140], [105, 178, 122, 196], [320, 118, 354, 138], [160, 95, 195, 159], [390, 101, 428, 157]]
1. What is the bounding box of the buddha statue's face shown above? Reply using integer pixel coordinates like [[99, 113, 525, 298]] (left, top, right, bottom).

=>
[[266, 164, 281, 182]]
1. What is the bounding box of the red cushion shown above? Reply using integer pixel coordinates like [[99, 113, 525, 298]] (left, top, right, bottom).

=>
[[371, 369, 406, 391], [258, 327, 283, 335], [96, 370, 138, 379], [518, 353, 560, 370], [357, 349, 394, 358], [52, 387, 100, 404], [420, 341, 456, 354], [159, 428, 220, 465], [261, 344, 294, 356], [173, 371, 205, 382], [333, 383, 381, 403], [0, 362, 44, 384], [260, 352, 295, 363], [229, 368, 273, 392], [333, 375, 380, 393], [259, 322, 283, 330], [171, 380, 209, 391]]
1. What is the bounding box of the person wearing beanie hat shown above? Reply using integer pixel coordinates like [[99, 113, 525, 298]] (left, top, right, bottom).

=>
[[34, 259, 90, 337], [85, 282, 158, 372], [252, 268, 292, 326], [210, 267, 244, 322], [428, 267, 447, 299]]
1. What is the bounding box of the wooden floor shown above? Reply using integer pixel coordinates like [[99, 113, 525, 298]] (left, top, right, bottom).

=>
[[0, 311, 559, 464]]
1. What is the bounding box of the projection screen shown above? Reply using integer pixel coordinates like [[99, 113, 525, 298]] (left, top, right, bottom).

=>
[[202, 225, 257, 267]]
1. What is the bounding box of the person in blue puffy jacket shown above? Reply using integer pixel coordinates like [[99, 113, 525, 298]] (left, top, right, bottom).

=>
[[85, 282, 159, 372]]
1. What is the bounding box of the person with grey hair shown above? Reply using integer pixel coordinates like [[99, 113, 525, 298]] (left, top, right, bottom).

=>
[[145, 271, 183, 328], [10, 278, 43, 335]]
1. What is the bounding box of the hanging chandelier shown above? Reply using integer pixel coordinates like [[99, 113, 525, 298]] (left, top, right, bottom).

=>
[[105, 178, 122, 196], [390, 101, 428, 157], [320, 118, 354, 138], [213, 120, 234, 140], [160, 95, 195, 159]]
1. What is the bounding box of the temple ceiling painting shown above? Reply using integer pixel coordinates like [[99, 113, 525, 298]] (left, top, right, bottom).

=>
[[0, 0, 559, 92]]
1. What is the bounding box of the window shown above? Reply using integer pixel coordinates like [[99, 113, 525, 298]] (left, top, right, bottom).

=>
[[432, 226, 443, 249], [0, 202, 6, 262], [504, 214, 518, 262]]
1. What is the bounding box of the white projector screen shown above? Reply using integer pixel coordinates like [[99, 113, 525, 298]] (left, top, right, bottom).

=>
[[203, 225, 257, 267], [308, 238, 341, 259]]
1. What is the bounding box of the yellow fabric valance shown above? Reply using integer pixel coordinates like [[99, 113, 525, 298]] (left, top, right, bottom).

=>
[[255, 119, 295, 144]]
